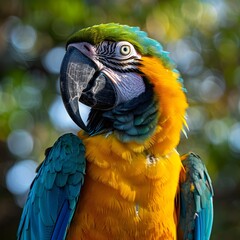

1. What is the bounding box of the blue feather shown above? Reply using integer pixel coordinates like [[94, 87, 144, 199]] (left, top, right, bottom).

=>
[[178, 152, 214, 240], [51, 201, 70, 240], [17, 133, 86, 240]]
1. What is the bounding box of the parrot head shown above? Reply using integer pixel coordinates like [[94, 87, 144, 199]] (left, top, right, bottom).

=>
[[60, 23, 187, 150]]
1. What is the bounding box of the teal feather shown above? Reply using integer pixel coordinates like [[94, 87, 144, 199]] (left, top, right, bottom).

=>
[[56, 173, 68, 187], [113, 120, 133, 131], [135, 112, 158, 126], [17, 133, 86, 240], [133, 99, 156, 116], [45, 172, 56, 189], [178, 153, 214, 240], [115, 114, 134, 123], [134, 104, 157, 125], [126, 125, 150, 135]]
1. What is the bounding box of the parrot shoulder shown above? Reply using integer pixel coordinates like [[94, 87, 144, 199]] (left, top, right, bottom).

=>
[[177, 152, 214, 240], [17, 133, 86, 240]]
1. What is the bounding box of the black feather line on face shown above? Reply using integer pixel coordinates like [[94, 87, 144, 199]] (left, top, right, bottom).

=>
[[97, 56, 141, 73]]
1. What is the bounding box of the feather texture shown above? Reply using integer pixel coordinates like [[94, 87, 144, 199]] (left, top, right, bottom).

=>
[[67, 132, 182, 240], [139, 56, 188, 155], [17, 133, 86, 240], [178, 152, 214, 240]]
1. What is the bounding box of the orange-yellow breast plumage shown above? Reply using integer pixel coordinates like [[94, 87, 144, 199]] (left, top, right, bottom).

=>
[[66, 56, 188, 240], [67, 133, 182, 240]]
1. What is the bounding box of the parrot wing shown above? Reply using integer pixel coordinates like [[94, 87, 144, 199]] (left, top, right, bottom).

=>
[[17, 133, 86, 240], [178, 152, 214, 240]]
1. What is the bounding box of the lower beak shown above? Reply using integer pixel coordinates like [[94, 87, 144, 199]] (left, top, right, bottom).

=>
[[60, 46, 117, 131]]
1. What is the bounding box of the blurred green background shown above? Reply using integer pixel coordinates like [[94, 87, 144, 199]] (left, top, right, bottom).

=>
[[0, 0, 240, 239]]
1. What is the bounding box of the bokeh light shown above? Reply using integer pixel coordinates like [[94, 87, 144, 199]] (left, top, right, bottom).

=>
[[13, 86, 42, 110], [8, 110, 34, 130], [228, 123, 240, 153], [204, 119, 228, 145], [199, 74, 225, 103], [6, 160, 37, 196], [167, 39, 204, 76], [186, 106, 207, 132], [10, 23, 37, 54], [43, 47, 66, 74], [7, 130, 33, 157], [0, 90, 16, 114]]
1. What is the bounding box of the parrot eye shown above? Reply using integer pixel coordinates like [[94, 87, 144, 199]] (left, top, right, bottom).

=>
[[115, 41, 140, 60], [96, 41, 140, 61], [120, 45, 131, 56]]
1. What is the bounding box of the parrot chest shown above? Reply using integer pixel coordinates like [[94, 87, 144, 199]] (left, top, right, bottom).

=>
[[66, 135, 182, 240]]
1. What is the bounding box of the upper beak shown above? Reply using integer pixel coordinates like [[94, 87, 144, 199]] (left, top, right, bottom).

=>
[[60, 45, 118, 132]]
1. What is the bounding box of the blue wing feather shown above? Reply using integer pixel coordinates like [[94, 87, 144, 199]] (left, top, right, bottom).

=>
[[178, 152, 214, 240], [51, 200, 71, 240], [17, 133, 86, 240]]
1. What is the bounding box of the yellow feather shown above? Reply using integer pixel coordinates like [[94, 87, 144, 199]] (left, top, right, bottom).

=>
[[67, 133, 182, 239]]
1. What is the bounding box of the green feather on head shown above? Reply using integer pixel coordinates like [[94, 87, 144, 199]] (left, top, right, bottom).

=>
[[67, 23, 186, 92], [67, 23, 173, 68]]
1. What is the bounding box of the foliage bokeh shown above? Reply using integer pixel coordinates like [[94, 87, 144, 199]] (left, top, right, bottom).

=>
[[0, 0, 240, 239]]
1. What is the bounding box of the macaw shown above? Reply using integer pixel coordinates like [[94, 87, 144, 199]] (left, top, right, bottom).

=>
[[17, 23, 213, 240]]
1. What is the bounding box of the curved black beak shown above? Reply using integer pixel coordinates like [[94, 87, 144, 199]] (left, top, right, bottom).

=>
[[60, 46, 117, 132]]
